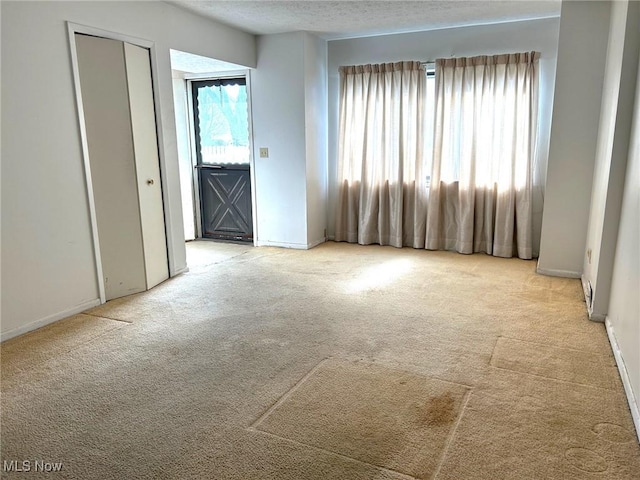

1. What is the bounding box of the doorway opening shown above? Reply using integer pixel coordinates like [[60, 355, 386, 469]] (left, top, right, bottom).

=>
[[169, 49, 256, 256]]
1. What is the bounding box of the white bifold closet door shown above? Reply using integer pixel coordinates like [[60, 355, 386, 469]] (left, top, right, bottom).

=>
[[75, 34, 168, 301]]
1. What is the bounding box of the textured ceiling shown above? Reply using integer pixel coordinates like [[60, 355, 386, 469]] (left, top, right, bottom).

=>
[[169, 1, 561, 40], [170, 49, 247, 73]]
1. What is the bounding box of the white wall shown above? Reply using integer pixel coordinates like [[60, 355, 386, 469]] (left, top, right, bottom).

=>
[[554, 0, 640, 436], [251, 32, 328, 248], [582, 0, 639, 319], [172, 73, 196, 241], [251, 33, 308, 247], [537, 1, 611, 277], [304, 33, 329, 247], [1, 1, 255, 339], [607, 49, 640, 439], [327, 17, 561, 256]]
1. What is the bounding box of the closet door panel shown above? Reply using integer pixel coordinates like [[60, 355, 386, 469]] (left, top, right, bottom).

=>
[[75, 34, 146, 300], [124, 42, 169, 289]]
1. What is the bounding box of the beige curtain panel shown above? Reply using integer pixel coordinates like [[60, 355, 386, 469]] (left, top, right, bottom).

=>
[[334, 61, 428, 248], [425, 52, 540, 259]]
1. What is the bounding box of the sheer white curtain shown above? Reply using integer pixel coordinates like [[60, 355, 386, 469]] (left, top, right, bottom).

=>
[[425, 52, 539, 259], [335, 62, 427, 248]]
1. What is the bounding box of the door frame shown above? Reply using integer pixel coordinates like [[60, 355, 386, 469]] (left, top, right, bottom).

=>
[[67, 22, 170, 303], [185, 71, 258, 245]]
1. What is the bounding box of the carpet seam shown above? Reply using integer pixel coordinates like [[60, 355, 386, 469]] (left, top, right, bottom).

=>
[[186, 249, 258, 271], [250, 358, 472, 480], [249, 357, 331, 429], [2, 323, 125, 372], [489, 364, 619, 392], [488, 335, 501, 367], [497, 335, 613, 356], [353, 359, 475, 389], [246, 427, 420, 480], [232, 251, 282, 265], [63, 321, 127, 349], [432, 388, 473, 480], [80, 312, 134, 324]]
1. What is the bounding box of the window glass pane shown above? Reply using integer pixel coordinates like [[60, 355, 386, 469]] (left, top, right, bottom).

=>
[[424, 74, 436, 187], [196, 81, 249, 165]]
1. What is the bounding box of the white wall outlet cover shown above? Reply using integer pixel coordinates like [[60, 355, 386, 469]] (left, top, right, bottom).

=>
[[259, 147, 269, 158]]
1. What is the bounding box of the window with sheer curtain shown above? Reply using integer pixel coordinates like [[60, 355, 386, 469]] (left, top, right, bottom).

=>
[[334, 61, 428, 248], [425, 52, 539, 259], [335, 53, 539, 259]]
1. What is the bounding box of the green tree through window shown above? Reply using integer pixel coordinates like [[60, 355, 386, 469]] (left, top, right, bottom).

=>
[[197, 83, 248, 148]]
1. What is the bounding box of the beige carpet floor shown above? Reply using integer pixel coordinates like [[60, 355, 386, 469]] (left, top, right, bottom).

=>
[[1, 240, 639, 479]]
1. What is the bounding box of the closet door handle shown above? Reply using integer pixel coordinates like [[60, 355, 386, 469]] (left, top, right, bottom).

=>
[[146, 179, 154, 185]]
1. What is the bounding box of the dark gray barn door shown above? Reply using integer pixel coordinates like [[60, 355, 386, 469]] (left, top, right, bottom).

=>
[[198, 165, 252, 240], [192, 78, 253, 241]]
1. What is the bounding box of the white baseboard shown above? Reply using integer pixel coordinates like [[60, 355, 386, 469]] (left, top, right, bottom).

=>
[[605, 317, 640, 443], [172, 265, 189, 276], [580, 275, 606, 322], [1, 299, 101, 342], [307, 237, 327, 249], [255, 240, 313, 250], [581, 275, 591, 306], [536, 266, 581, 278]]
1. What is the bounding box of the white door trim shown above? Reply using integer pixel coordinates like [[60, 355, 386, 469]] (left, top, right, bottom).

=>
[[246, 70, 259, 246], [185, 78, 202, 239], [185, 70, 258, 245]]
